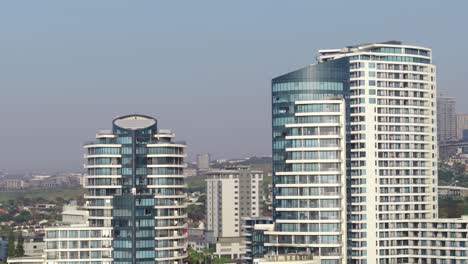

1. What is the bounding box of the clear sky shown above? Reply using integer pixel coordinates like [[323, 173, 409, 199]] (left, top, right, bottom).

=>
[[1, 0, 467, 172]]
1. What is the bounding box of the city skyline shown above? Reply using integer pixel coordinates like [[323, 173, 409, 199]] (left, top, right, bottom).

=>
[[2, 40, 468, 264], [1, 1, 468, 172], [265, 41, 462, 264]]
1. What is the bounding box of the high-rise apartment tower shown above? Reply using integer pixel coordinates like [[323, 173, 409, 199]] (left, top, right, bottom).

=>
[[437, 96, 457, 142], [266, 41, 467, 264], [84, 115, 187, 264]]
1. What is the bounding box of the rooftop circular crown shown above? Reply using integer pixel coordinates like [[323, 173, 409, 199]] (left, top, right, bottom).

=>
[[112, 114, 157, 131]]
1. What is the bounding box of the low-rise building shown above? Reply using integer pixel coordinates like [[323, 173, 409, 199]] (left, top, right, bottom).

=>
[[24, 237, 45, 257], [212, 237, 245, 260], [5, 180, 25, 190], [44, 225, 113, 264], [187, 227, 207, 252], [61, 203, 88, 225]]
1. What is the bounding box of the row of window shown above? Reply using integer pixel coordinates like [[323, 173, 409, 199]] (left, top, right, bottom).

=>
[[276, 187, 340, 196], [349, 55, 431, 64], [46, 230, 105, 238], [276, 223, 339, 232], [275, 210, 340, 220], [275, 199, 339, 208], [272, 82, 344, 92], [275, 175, 340, 184]]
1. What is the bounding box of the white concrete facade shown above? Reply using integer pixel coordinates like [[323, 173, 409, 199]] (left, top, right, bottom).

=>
[[43, 225, 113, 264], [268, 42, 468, 264], [206, 168, 264, 239], [317, 42, 468, 264]]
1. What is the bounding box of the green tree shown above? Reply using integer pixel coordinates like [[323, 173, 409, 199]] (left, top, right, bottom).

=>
[[187, 204, 205, 222], [55, 197, 66, 206], [13, 211, 32, 223], [212, 256, 230, 264], [196, 194, 206, 205], [15, 233, 25, 257], [187, 247, 204, 264], [439, 197, 465, 218], [6, 231, 15, 259]]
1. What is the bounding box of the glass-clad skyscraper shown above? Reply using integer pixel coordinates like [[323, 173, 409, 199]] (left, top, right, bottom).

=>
[[265, 42, 468, 264], [269, 57, 350, 263], [83, 115, 187, 264]]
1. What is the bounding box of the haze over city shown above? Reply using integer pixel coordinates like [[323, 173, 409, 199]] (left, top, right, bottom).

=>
[[1, 0, 467, 172], [3, 2, 468, 264]]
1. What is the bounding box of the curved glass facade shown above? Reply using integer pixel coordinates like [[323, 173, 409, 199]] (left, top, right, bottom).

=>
[[83, 115, 187, 264], [269, 57, 350, 264]]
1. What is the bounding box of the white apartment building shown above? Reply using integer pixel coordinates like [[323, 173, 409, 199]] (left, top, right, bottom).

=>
[[319, 42, 440, 264], [206, 168, 263, 239], [205, 167, 264, 259], [267, 41, 468, 264]]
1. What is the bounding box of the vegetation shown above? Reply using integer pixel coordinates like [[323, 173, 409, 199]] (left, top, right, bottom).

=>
[[15, 233, 24, 257], [0, 187, 84, 204], [0, 187, 85, 228], [438, 162, 468, 187], [187, 248, 204, 264], [262, 174, 272, 194], [2, 231, 25, 262], [187, 203, 206, 222], [7, 231, 15, 259], [438, 197, 468, 218], [186, 176, 207, 193], [187, 247, 230, 264]]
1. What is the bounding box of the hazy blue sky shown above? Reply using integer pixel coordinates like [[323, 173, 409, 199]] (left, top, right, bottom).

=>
[[1, 0, 467, 172]]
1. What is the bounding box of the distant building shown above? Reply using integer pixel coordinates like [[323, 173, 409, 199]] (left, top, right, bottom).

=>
[[206, 167, 263, 239], [5, 179, 25, 190], [463, 129, 468, 142], [185, 168, 197, 177], [438, 96, 457, 142], [187, 227, 207, 252], [0, 174, 82, 191], [34, 204, 56, 210], [439, 140, 468, 160], [196, 153, 210, 171], [457, 113, 468, 140], [205, 167, 264, 260]]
